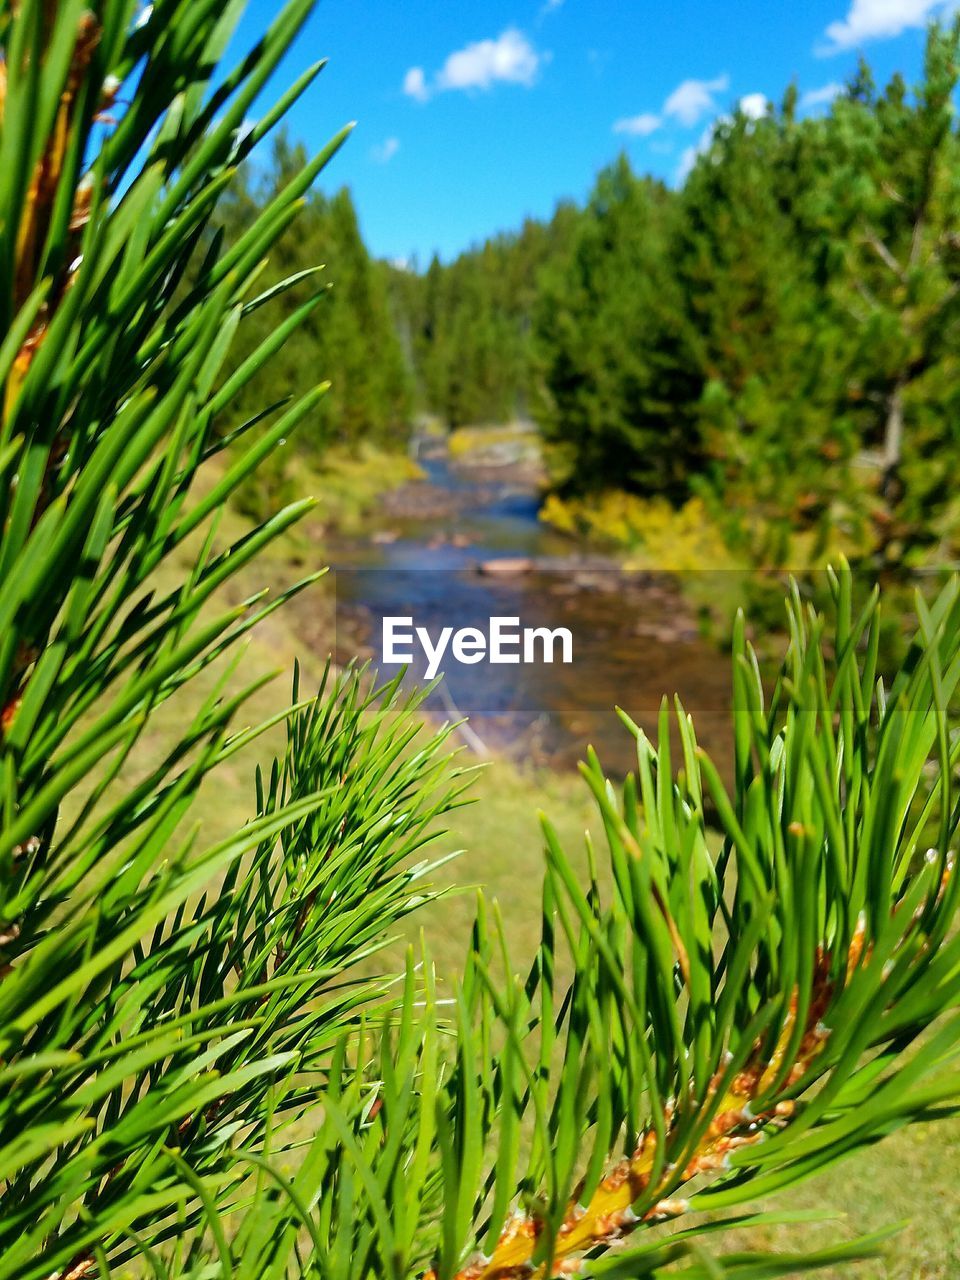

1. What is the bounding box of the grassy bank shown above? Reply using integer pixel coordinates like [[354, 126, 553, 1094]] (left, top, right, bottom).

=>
[[232, 440, 424, 534]]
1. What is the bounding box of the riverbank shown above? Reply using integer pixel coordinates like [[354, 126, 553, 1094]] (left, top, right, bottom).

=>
[[320, 428, 750, 779]]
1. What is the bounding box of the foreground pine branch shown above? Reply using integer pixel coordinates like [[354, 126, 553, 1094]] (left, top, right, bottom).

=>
[[441, 922, 863, 1277], [404, 571, 960, 1280]]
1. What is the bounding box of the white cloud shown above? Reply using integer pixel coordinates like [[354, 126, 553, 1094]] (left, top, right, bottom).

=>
[[436, 28, 541, 92], [403, 66, 429, 102], [371, 136, 400, 163], [801, 81, 844, 107], [613, 72, 730, 145], [663, 73, 730, 126], [739, 92, 768, 120], [613, 112, 662, 136], [404, 29, 543, 102], [821, 0, 946, 52], [541, 0, 564, 11]]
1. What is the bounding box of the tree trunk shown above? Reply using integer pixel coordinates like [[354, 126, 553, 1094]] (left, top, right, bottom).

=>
[[882, 379, 905, 504], [878, 378, 907, 564]]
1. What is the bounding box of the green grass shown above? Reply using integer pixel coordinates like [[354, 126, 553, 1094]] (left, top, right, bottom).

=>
[[110, 470, 960, 1279], [232, 440, 424, 533], [308, 442, 425, 533]]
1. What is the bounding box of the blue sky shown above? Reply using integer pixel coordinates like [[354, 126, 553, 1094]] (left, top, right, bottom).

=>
[[239, 0, 950, 264]]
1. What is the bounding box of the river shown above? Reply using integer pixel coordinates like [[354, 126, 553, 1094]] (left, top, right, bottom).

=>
[[330, 436, 736, 779]]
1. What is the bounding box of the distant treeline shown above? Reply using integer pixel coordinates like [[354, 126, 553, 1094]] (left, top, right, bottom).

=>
[[221, 23, 960, 564]]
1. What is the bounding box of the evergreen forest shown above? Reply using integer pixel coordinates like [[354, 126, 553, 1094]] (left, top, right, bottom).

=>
[[228, 23, 960, 569]]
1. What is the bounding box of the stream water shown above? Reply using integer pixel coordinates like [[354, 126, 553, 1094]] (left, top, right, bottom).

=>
[[329, 439, 735, 778]]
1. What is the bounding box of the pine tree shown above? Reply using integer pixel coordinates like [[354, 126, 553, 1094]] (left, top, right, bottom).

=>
[[533, 156, 701, 498], [673, 102, 858, 563], [822, 20, 960, 561]]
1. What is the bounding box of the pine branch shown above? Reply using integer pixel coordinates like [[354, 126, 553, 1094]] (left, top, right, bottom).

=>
[[403, 567, 960, 1280]]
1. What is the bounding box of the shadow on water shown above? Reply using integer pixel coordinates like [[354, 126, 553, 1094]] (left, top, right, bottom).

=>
[[328, 437, 736, 780]]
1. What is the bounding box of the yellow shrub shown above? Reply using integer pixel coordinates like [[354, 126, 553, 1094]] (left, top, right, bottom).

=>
[[540, 491, 742, 571]]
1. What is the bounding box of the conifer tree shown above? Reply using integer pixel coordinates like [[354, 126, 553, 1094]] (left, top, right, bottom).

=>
[[533, 156, 700, 497], [673, 103, 858, 563], [822, 20, 960, 561]]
